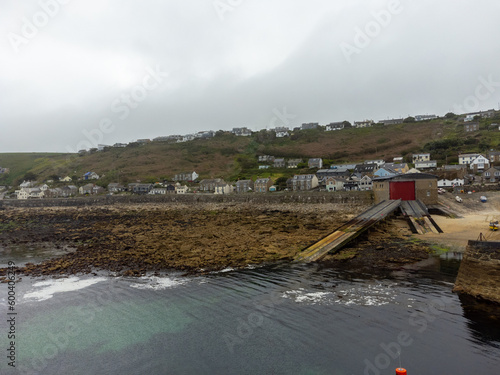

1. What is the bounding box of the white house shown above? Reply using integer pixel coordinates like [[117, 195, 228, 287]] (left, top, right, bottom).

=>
[[274, 127, 289, 137], [412, 153, 430, 162], [438, 178, 464, 188], [470, 155, 490, 171], [414, 160, 437, 169], [325, 122, 344, 131], [175, 184, 189, 194], [214, 183, 233, 195], [83, 172, 99, 180], [458, 153, 481, 165], [364, 160, 385, 167]]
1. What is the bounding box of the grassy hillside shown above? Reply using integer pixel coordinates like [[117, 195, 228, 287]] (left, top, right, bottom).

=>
[[2, 114, 500, 186], [0, 153, 70, 186]]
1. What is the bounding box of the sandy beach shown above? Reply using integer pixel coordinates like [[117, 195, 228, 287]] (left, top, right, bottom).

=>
[[422, 191, 500, 251]]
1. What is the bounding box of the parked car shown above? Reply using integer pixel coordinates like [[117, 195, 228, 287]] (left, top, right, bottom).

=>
[[438, 188, 446, 194], [455, 196, 463, 203]]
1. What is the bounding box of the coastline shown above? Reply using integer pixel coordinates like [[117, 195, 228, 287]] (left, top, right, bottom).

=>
[[0, 199, 433, 278]]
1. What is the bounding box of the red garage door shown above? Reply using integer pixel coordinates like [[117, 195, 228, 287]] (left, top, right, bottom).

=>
[[390, 181, 415, 201]]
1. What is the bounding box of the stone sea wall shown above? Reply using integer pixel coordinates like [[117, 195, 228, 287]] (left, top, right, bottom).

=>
[[454, 240, 500, 304], [0, 191, 373, 208]]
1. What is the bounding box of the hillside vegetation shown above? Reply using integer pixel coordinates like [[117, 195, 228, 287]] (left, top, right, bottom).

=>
[[1, 114, 500, 186]]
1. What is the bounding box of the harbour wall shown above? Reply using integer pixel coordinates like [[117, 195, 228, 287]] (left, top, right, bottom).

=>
[[0, 191, 373, 208], [454, 240, 500, 304]]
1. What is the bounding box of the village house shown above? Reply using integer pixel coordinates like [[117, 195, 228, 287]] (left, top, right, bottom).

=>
[[383, 163, 409, 174], [287, 159, 303, 168], [258, 165, 270, 169], [79, 184, 94, 195], [92, 185, 105, 195], [412, 153, 430, 162], [373, 167, 398, 178], [274, 127, 290, 137], [364, 160, 385, 167], [291, 174, 319, 191], [273, 158, 286, 168], [437, 178, 464, 188], [235, 180, 254, 193], [83, 172, 99, 180], [174, 171, 199, 182], [301, 123, 319, 130], [232, 127, 252, 136], [354, 163, 378, 175], [354, 120, 374, 128], [258, 155, 275, 163], [308, 158, 323, 169], [108, 183, 125, 193], [60, 176, 72, 182], [61, 185, 78, 197], [344, 180, 360, 191], [20, 180, 36, 189], [464, 123, 479, 132], [214, 183, 233, 195], [113, 143, 128, 148], [254, 178, 273, 193], [463, 109, 496, 122], [149, 187, 167, 195], [316, 168, 350, 180], [15, 186, 45, 199], [358, 175, 373, 191], [128, 183, 154, 194], [199, 179, 225, 192], [393, 157, 404, 163], [415, 160, 437, 169], [458, 153, 481, 165], [379, 118, 403, 126], [325, 177, 347, 192], [44, 188, 63, 198], [488, 151, 500, 163], [415, 115, 437, 122], [482, 167, 500, 183], [470, 155, 490, 171], [325, 122, 344, 131], [195, 131, 215, 139], [175, 184, 189, 194]]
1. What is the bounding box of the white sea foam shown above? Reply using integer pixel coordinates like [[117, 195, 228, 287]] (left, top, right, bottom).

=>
[[282, 288, 334, 305], [335, 283, 397, 306], [283, 283, 399, 307], [129, 276, 188, 290], [23, 277, 107, 302]]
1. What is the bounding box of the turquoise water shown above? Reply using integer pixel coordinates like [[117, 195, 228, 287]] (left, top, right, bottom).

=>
[[1, 256, 499, 374]]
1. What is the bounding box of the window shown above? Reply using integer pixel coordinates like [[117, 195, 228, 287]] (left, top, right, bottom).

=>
[[427, 191, 431, 197]]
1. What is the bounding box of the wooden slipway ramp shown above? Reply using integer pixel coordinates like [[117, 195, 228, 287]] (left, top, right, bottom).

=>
[[400, 200, 443, 235], [295, 199, 402, 263]]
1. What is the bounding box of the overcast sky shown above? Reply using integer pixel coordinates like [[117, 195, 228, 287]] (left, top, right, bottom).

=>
[[1, 0, 500, 152]]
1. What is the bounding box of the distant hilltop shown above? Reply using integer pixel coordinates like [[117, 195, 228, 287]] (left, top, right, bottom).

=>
[[0, 110, 499, 189]]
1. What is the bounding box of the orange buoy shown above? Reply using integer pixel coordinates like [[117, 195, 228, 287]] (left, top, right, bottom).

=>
[[396, 368, 407, 375]]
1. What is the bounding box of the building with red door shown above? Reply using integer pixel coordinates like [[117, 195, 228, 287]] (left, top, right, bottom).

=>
[[373, 173, 438, 205]]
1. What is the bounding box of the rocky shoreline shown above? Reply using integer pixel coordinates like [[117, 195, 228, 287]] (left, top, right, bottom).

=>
[[0, 202, 431, 278]]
